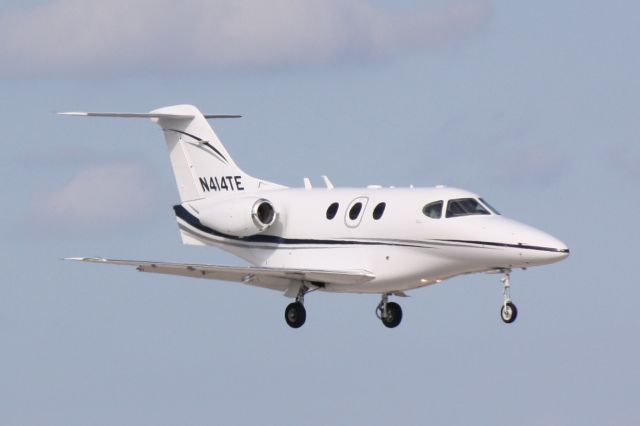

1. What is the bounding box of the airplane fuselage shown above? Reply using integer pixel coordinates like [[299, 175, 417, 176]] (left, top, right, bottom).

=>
[[176, 186, 569, 294]]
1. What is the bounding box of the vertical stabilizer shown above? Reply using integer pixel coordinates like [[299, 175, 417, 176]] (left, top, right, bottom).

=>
[[150, 104, 285, 202]]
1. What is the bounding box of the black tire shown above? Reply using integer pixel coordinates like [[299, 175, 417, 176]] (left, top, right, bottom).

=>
[[285, 302, 306, 328], [381, 302, 403, 328], [501, 301, 518, 324]]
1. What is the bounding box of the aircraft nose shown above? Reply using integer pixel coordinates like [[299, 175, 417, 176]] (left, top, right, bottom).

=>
[[542, 235, 570, 260], [518, 226, 570, 264]]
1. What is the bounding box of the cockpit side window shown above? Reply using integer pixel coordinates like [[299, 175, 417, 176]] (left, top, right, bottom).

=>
[[422, 201, 443, 219], [446, 198, 490, 218]]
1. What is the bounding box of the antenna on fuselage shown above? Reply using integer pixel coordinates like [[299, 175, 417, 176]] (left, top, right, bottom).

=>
[[303, 177, 312, 190], [321, 175, 334, 190]]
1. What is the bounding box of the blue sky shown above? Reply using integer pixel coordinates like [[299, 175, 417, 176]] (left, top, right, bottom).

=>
[[1, 1, 639, 425]]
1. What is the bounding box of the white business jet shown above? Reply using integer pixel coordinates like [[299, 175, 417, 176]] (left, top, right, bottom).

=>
[[61, 104, 569, 328]]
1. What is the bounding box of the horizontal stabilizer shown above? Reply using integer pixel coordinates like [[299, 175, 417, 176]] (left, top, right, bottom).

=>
[[65, 257, 375, 293], [58, 112, 241, 119]]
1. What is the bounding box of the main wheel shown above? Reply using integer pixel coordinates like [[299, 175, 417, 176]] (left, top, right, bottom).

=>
[[381, 302, 403, 328], [501, 301, 518, 324], [285, 302, 306, 328]]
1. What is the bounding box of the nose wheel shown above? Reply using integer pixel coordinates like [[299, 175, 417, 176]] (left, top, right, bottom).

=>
[[500, 271, 518, 324], [376, 293, 403, 328], [501, 301, 518, 323]]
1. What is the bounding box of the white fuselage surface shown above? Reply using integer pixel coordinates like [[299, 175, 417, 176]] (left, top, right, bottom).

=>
[[175, 186, 569, 294]]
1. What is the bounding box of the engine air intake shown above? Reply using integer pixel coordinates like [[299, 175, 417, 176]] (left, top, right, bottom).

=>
[[253, 199, 276, 229]]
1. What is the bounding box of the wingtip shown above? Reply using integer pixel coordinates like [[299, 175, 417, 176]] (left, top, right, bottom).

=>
[[64, 256, 107, 262], [203, 114, 243, 119]]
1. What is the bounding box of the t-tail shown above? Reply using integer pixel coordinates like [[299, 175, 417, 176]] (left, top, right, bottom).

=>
[[60, 104, 287, 246], [60, 104, 286, 202]]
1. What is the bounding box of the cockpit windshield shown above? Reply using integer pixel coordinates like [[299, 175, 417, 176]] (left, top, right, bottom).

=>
[[445, 198, 491, 218], [479, 198, 500, 215]]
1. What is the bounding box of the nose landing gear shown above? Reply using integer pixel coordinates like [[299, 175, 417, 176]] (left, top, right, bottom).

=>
[[500, 271, 518, 323], [376, 293, 403, 328]]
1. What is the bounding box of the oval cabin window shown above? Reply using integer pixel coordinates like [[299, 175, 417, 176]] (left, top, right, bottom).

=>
[[372, 202, 386, 220], [326, 202, 339, 220], [349, 202, 363, 220]]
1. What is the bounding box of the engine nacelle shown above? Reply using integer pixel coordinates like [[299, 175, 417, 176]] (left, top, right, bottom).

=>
[[197, 197, 277, 237]]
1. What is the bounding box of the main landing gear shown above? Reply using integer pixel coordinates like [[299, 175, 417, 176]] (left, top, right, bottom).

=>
[[500, 270, 518, 324], [376, 293, 403, 328], [284, 286, 405, 329], [285, 285, 308, 328]]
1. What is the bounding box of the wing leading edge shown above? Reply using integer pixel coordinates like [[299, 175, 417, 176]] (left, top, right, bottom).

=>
[[65, 257, 375, 293]]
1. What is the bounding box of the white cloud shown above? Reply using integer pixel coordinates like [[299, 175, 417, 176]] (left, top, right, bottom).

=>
[[0, 0, 491, 75], [31, 162, 159, 232]]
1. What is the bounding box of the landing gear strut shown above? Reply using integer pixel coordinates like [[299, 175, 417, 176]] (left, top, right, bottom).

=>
[[285, 285, 308, 328], [500, 270, 518, 324], [376, 293, 403, 328]]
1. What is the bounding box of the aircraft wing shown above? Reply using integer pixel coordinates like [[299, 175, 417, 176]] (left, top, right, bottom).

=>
[[66, 257, 375, 293]]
